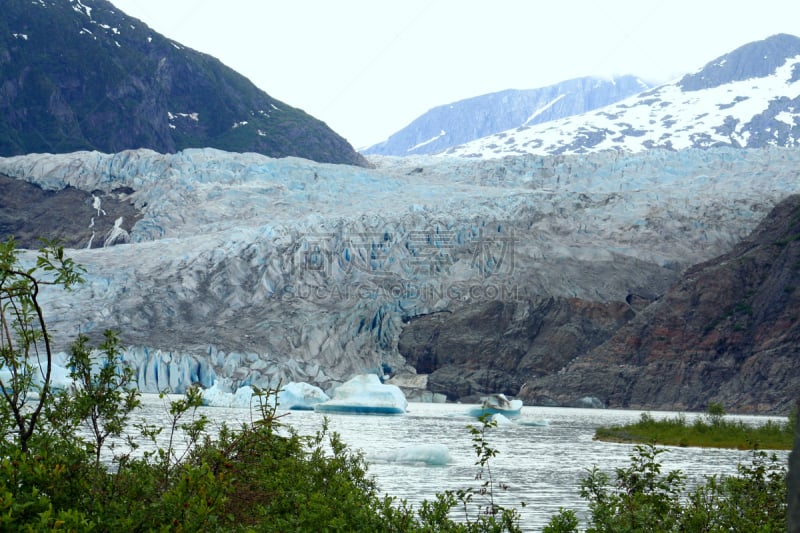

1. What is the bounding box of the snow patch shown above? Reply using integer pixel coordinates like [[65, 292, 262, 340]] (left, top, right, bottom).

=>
[[523, 94, 567, 125], [71, 0, 93, 18], [407, 130, 447, 152]]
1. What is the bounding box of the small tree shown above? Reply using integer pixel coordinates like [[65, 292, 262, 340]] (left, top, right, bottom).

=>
[[706, 401, 726, 426], [0, 237, 84, 452], [65, 330, 141, 469]]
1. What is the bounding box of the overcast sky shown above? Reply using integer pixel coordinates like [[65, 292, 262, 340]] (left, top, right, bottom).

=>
[[110, 1, 800, 149]]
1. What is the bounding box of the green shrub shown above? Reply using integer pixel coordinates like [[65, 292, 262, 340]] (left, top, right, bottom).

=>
[[545, 444, 788, 532], [595, 408, 794, 450]]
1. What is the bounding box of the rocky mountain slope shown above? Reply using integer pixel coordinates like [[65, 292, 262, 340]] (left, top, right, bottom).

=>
[[520, 194, 800, 415], [445, 34, 800, 159], [0, 147, 798, 414], [401, 193, 800, 414], [0, 0, 365, 166], [398, 298, 638, 402], [363, 76, 650, 156]]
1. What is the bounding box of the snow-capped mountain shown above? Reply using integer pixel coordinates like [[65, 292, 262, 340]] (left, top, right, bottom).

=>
[[363, 76, 650, 156], [444, 34, 800, 158]]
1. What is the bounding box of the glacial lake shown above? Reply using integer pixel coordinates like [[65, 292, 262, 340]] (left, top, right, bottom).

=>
[[134, 396, 790, 531]]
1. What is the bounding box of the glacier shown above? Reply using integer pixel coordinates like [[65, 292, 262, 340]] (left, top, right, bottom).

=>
[[1, 146, 799, 395]]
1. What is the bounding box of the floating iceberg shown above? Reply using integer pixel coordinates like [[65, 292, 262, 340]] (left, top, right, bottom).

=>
[[201, 381, 256, 408], [278, 382, 330, 410], [491, 413, 514, 425], [314, 374, 408, 415], [467, 393, 523, 418], [370, 444, 452, 466], [201, 380, 329, 410]]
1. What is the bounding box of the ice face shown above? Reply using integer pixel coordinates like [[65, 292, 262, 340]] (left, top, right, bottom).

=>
[[1, 147, 799, 394]]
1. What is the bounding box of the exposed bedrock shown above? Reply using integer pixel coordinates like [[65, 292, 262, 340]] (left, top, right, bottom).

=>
[[398, 297, 637, 402]]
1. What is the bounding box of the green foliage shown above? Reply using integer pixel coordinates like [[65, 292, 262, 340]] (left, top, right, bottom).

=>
[[580, 444, 685, 532], [594, 409, 794, 450], [545, 443, 788, 532], [0, 237, 85, 452], [544, 508, 580, 533], [59, 330, 141, 469], [705, 401, 726, 426]]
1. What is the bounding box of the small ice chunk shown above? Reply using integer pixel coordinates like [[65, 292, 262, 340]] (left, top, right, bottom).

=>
[[370, 444, 452, 466]]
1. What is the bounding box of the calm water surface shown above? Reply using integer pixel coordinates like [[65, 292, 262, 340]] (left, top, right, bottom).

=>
[[134, 396, 789, 532]]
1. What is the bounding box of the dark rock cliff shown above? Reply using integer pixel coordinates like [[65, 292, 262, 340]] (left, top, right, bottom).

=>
[[398, 297, 637, 402], [399, 195, 800, 414], [523, 194, 800, 414], [0, 173, 140, 248], [790, 398, 800, 532], [0, 0, 366, 166]]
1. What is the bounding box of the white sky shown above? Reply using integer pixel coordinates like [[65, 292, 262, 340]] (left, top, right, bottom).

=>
[[110, 0, 800, 149]]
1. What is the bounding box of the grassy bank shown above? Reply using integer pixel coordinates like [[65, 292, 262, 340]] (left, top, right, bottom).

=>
[[594, 407, 795, 450]]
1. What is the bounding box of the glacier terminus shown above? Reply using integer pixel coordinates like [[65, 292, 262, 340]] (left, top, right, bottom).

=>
[[1, 146, 798, 400]]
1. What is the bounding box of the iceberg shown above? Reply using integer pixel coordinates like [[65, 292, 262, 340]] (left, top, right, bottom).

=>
[[201, 380, 330, 410], [370, 443, 452, 466], [201, 381, 256, 408], [490, 413, 514, 425], [467, 393, 523, 418], [314, 374, 408, 415], [277, 381, 330, 410], [519, 418, 550, 427]]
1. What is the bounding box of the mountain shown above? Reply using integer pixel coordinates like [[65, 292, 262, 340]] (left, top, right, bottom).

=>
[[0, 0, 366, 166], [444, 34, 800, 159], [362, 76, 651, 156], [520, 194, 800, 415], [1, 146, 798, 414]]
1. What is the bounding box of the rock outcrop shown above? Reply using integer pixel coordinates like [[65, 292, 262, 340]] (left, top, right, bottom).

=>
[[398, 298, 636, 401], [790, 399, 800, 532], [522, 194, 800, 414], [0, 173, 140, 248]]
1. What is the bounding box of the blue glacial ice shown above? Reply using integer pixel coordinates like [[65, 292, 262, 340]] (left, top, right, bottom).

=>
[[200, 380, 330, 410], [1, 147, 799, 394], [314, 374, 408, 415]]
